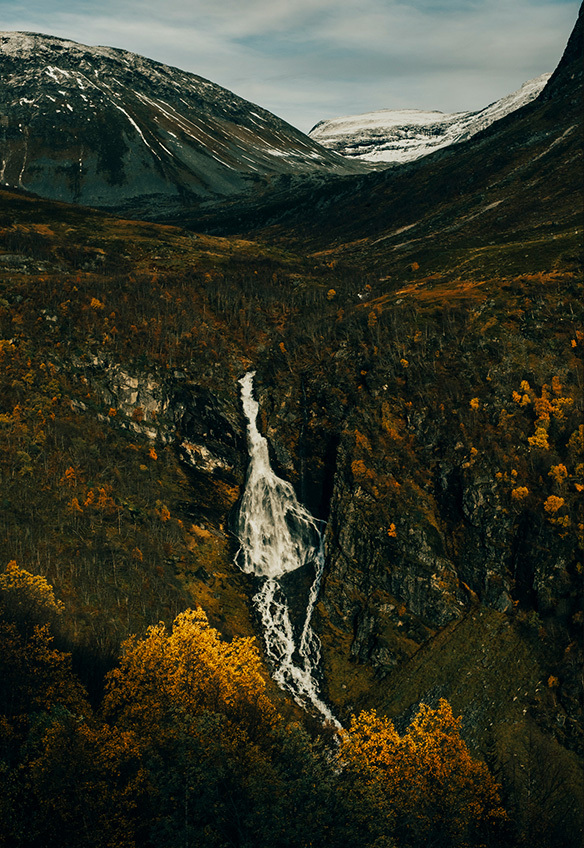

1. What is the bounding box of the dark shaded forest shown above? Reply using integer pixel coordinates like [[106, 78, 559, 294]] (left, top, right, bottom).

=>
[[1, 562, 510, 848]]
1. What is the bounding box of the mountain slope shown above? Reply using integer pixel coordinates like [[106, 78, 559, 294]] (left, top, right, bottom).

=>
[[0, 10, 582, 845], [0, 32, 366, 217], [0, 168, 581, 843], [197, 4, 582, 282], [308, 74, 550, 164]]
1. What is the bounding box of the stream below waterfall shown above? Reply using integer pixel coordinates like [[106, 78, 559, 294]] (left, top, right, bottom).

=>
[[235, 371, 339, 726]]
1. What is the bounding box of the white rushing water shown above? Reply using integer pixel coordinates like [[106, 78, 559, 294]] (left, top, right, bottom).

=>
[[236, 371, 339, 726]]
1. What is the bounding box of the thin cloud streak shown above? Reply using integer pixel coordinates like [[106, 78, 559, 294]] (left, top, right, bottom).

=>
[[0, 0, 579, 130]]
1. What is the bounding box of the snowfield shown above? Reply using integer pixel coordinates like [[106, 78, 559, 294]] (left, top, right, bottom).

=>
[[309, 74, 551, 165]]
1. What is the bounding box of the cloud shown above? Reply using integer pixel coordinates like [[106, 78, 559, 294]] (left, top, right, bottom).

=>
[[0, 0, 579, 130]]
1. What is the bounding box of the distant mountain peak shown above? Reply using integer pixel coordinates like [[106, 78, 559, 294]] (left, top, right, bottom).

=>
[[308, 73, 551, 165]]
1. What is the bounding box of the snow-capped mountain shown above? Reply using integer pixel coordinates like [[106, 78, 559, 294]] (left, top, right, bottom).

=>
[[0, 32, 366, 216], [309, 74, 551, 165]]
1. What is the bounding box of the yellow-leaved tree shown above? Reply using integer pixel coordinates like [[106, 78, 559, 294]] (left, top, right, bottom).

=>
[[339, 699, 508, 848], [103, 607, 277, 741], [101, 608, 285, 848], [0, 560, 64, 637]]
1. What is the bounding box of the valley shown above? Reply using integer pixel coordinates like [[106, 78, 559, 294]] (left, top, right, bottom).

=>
[[0, 6, 582, 847]]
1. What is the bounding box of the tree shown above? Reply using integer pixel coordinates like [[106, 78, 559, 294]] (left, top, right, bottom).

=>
[[339, 700, 508, 848], [101, 608, 357, 848], [0, 561, 64, 638], [103, 607, 277, 741]]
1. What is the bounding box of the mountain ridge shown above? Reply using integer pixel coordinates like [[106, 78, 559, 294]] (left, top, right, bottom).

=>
[[191, 4, 582, 280], [0, 31, 367, 217]]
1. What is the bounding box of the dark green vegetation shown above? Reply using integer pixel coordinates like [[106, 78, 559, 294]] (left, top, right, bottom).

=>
[[1, 586, 510, 848], [1, 6, 583, 847]]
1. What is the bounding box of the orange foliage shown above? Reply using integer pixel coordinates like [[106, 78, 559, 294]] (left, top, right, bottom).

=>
[[156, 504, 171, 522], [528, 425, 550, 450], [340, 701, 507, 847], [354, 429, 371, 452], [67, 496, 83, 514], [95, 487, 117, 512], [103, 608, 277, 741], [534, 388, 552, 421], [61, 465, 80, 486], [544, 495, 565, 514], [548, 464, 568, 485]]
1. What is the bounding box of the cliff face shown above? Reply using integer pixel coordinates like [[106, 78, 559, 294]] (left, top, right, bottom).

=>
[[254, 266, 582, 710], [248, 259, 583, 841]]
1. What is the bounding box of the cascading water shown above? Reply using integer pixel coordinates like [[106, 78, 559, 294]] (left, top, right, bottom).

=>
[[236, 371, 339, 726]]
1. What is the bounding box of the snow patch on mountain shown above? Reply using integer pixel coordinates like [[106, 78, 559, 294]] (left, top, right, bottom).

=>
[[309, 74, 551, 165]]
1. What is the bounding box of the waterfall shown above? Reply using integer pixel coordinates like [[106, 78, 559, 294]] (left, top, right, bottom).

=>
[[236, 371, 339, 726]]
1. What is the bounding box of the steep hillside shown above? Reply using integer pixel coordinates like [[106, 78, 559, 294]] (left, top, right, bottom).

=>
[[0, 172, 582, 842], [194, 5, 582, 282], [0, 32, 366, 217], [0, 186, 339, 666], [308, 74, 550, 164]]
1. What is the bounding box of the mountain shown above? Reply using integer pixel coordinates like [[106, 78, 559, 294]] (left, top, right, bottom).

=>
[[0, 32, 366, 217], [308, 73, 551, 164], [197, 5, 582, 280]]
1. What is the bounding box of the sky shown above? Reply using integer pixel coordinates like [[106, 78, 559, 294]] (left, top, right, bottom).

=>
[[0, 0, 580, 132]]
